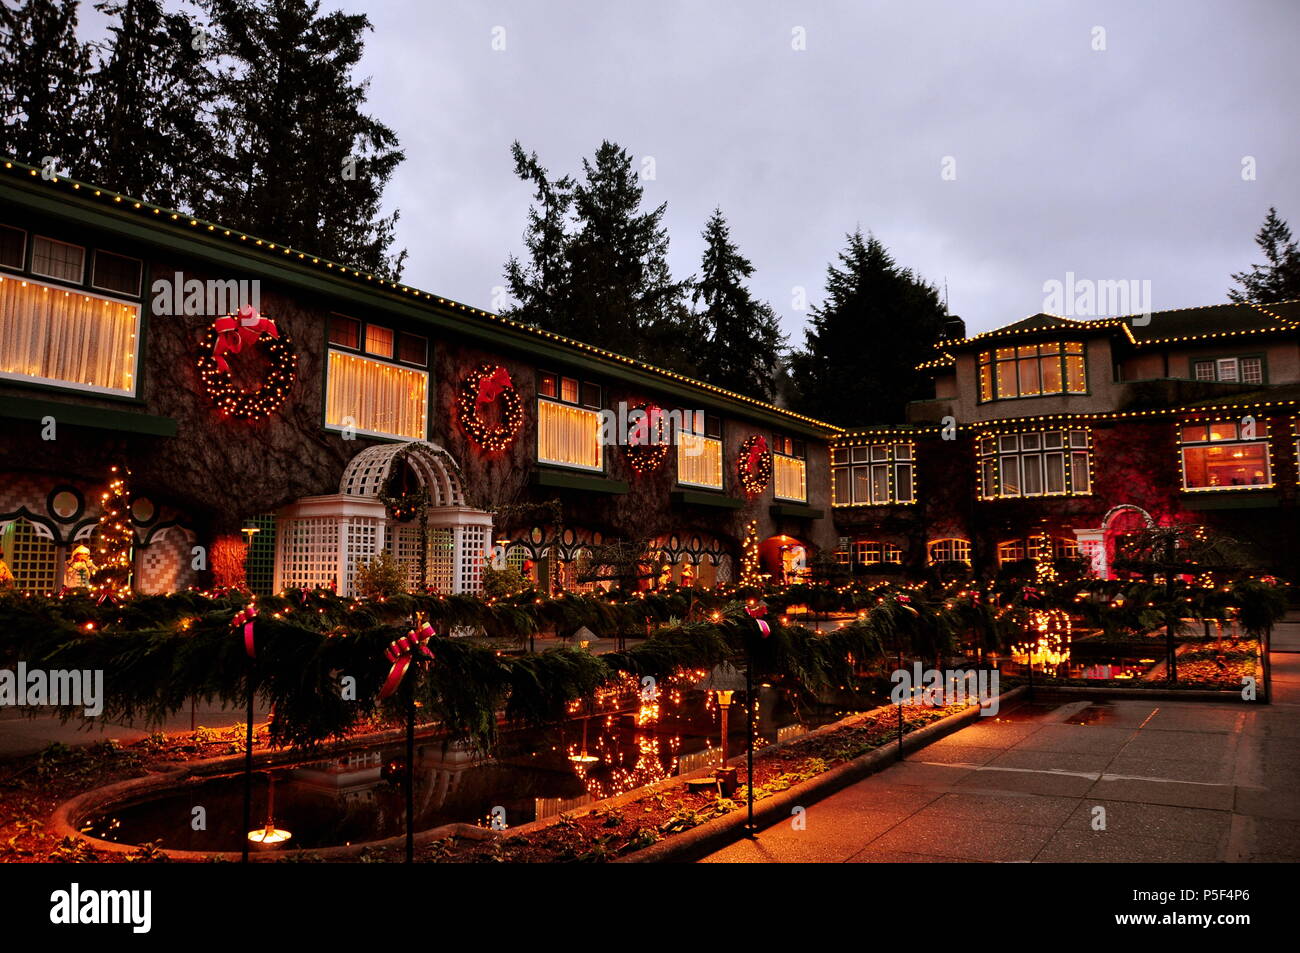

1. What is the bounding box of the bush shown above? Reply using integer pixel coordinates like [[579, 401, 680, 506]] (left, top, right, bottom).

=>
[[482, 565, 528, 599], [355, 550, 408, 600]]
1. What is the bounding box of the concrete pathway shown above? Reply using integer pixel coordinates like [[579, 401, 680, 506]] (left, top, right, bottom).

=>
[[702, 620, 1300, 863]]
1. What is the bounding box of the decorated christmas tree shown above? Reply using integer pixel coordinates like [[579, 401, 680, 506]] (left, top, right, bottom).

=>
[[739, 520, 761, 587], [91, 464, 134, 599]]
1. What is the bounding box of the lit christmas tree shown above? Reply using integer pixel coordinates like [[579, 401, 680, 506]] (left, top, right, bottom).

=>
[[92, 465, 134, 599], [739, 520, 761, 587]]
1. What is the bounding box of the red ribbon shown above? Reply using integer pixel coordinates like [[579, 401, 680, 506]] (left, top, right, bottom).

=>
[[212, 305, 280, 373], [746, 436, 769, 474], [475, 367, 513, 405], [379, 623, 436, 699], [745, 603, 771, 637], [233, 603, 256, 658]]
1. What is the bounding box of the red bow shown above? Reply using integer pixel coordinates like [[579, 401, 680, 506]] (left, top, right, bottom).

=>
[[379, 623, 436, 699], [746, 437, 769, 473], [212, 306, 280, 373], [745, 603, 770, 637], [476, 367, 513, 405], [233, 603, 257, 658]]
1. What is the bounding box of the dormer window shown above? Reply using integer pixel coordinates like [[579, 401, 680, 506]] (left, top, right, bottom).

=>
[[978, 341, 1086, 401]]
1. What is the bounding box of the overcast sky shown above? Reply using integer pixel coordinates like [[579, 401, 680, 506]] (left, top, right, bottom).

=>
[[91, 1, 1300, 338]]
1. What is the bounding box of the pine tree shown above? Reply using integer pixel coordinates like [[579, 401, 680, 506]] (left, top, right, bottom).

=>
[[789, 230, 946, 427], [692, 209, 785, 401], [503, 140, 693, 371], [82, 0, 217, 212], [199, 0, 406, 277], [0, 0, 92, 171], [1228, 207, 1300, 304], [91, 464, 134, 598]]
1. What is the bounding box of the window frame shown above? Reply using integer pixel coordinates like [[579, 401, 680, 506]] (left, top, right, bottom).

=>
[[927, 538, 972, 566], [30, 234, 86, 285], [1191, 354, 1267, 386], [89, 248, 143, 298], [977, 428, 1091, 500], [831, 441, 916, 506], [1178, 418, 1272, 493], [978, 340, 1088, 402], [536, 368, 605, 473], [0, 224, 28, 272], [322, 346, 430, 441]]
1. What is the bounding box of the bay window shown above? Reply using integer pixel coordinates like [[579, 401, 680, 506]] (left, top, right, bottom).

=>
[[979, 341, 1086, 401], [978, 429, 1090, 499], [677, 412, 722, 488], [538, 370, 603, 471], [1179, 420, 1271, 490], [832, 442, 915, 505], [0, 274, 139, 394]]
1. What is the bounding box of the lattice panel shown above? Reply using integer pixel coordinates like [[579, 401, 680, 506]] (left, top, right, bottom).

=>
[[278, 518, 341, 590], [457, 523, 488, 594], [341, 517, 381, 597], [1, 519, 58, 594]]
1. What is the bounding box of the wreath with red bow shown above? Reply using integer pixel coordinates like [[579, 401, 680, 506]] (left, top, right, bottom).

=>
[[196, 306, 297, 420], [625, 403, 669, 475], [737, 435, 772, 494], [458, 363, 523, 450]]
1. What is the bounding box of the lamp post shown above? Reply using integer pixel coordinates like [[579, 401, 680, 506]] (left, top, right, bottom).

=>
[[714, 690, 737, 796]]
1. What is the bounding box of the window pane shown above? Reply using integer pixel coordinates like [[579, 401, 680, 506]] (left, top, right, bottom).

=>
[[832, 448, 848, 465], [326, 350, 428, 440], [979, 361, 993, 401], [1044, 431, 1064, 449], [1044, 453, 1066, 493], [0, 275, 138, 393], [364, 324, 394, 358], [996, 358, 1018, 397], [1240, 358, 1263, 384], [329, 315, 360, 348], [1069, 430, 1088, 448], [541, 400, 603, 470], [999, 456, 1021, 497], [1064, 341, 1084, 354], [852, 466, 871, 503], [1183, 441, 1270, 489], [833, 468, 850, 504], [1070, 452, 1091, 493], [1065, 354, 1087, 391], [32, 237, 84, 282], [871, 464, 890, 503], [774, 454, 807, 501], [1040, 354, 1063, 393], [981, 460, 997, 498], [851, 446, 869, 463], [893, 442, 912, 460], [1193, 361, 1214, 382], [1022, 454, 1043, 495], [398, 332, 427, 366], [1181, 423, 1208, 443], [999, 434, 1018, 453], [538, 372, 557, 398], [1020, 433, 1041, 450], [895, 464, 914, 502], [1215, 358, 1238, 381], [582, 382, 602, 409], [1018, 356, 1041, 395], [560, 377, 579, 403], [870, 445, 889, 462], [91, 251, 142, 296], [0, 225, 25, 269], [1208, 422, 1237, 441]]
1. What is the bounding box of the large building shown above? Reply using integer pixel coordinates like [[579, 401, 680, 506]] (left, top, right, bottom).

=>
[[1, 159, 1297, 595]]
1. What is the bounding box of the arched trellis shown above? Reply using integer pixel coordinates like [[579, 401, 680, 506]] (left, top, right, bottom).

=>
[[276, 441, 493, 597]]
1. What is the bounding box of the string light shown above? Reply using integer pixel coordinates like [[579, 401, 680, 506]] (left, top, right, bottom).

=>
[[623, 403, 669, 475], [736, 435, 772, 495], [457, 363, 523, 451], [196, 320, 297, 420]]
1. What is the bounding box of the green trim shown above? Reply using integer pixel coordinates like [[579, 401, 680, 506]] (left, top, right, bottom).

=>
[[670, 489, 743, 510], [532, 468, 628, 495], [0, 171, 840, 438], [0, 395, 177, 436], [1181, 491, 1280, 510], [769, 503, 824, 520]]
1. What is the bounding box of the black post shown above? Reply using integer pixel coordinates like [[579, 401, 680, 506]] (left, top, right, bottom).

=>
[[242, 663, 254, 864], [745, 642, 755, 837], [1026, 645, 1034, 699], [405, 686, 415, 863]]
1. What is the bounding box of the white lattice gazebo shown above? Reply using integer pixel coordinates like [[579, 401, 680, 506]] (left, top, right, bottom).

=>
[[273, 441, 493, 597]]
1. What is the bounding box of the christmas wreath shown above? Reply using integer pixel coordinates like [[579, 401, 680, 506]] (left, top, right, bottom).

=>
[[737, 435, 772, 494], [458, 363, 523, 450], [625, 403, 669, 475], [196, 306, 297, 419]]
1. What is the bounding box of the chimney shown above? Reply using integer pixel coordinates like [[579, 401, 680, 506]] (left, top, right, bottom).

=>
[[941, 316, 966, 341]]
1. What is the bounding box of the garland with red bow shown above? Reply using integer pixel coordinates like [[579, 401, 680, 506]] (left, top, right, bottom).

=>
[[457, 363, 523, 451], [625, 403, 669, 475], [737, 435, 772, 495], [233, 603, 257, 658], [745, 602, 771, 637], [379, 623, 436, 699], [196, 306, 297, 419]]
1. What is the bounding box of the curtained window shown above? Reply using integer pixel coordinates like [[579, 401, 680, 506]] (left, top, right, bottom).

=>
[[325, 349, 428, 440]]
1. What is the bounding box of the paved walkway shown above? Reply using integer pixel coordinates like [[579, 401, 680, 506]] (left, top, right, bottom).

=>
[[702, 620, 1300, 863]]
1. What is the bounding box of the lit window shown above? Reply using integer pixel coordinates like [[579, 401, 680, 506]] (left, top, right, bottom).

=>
[[364, 324, 394, 358], [979, 341, 1086, 401], [678, 432, 723, 488], [31, 236, 84, 283], [928, 539, 971, 565], [977, 429, 1090, 499], [850, 541, 903, 565], [998, 537, 1079, 565], [1180, 420, 1271, 491], [831, 441, 915, 505], [325, 349, 428, 440], [538, 399, 603, 471], [0, 275, 139, 394], [773, 435, 806, 502]]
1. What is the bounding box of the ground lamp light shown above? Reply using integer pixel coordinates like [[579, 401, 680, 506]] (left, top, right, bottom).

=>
[[569, 715, 599, 764], [713, 690, 738, 796], [247, 772, 291, 847]]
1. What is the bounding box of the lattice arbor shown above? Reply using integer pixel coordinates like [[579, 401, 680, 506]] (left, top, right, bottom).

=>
[[274, 442, 492, 597]]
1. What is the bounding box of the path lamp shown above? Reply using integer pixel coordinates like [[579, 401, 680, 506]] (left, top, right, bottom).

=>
[[713, 690, 738, 796]]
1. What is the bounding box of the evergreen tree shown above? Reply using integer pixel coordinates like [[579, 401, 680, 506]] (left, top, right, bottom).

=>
[[503, 140, 693, 371], [691, 208, 785, 401], [91, 464, 134, 598], [199, 0, 406, 277], [0, 0, 92, 171], [1229, 207, 1300, 303], [789, 230, 946, 426], [82, 0, 217, 211]]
